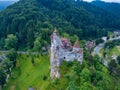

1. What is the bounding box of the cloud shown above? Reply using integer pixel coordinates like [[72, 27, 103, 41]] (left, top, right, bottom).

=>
[[0, 0, 120, 3], [104, 0, 120, 2], [0, 0, 19, 1], [84, 0, 120, 3]]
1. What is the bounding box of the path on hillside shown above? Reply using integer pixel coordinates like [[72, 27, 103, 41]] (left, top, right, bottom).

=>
[[93, 36, 120, 67], [0, 50, 48, 63], [0, 50, 48, 55], [93, 36, 120, 55]]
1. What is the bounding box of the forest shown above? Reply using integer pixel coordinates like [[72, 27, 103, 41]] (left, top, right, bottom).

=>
[[0, 0, 120, 51], [0, 0, 120, 90], [92, 0, 120, 17]]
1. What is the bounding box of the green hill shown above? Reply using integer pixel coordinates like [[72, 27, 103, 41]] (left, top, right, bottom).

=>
[[3, 54, 50, 90], [2, 53, 120, 90], [0, 0, 120, 50], [91, 1, 120, 17], [1, 0, 120, 90]]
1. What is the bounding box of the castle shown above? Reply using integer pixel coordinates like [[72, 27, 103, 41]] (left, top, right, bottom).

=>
[[50, 29, 83, 79]]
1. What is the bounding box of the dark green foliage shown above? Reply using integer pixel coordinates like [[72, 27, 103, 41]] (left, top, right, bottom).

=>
[[66, 61, 73, 67], [5, 34, 18, 50], [92, 1, 120, 17], [2, 58, 12, 74], [104, 39, 120, 49], [96, 38, 104, 45], [6, 49, 17, 67], [108, 59, 117, 74], [117, 56, 120, 65], [0, 67, 6, 87], [42, 75, 47, 80], [0, 38, 5, 49], [53, 78, 59, 85], [60, 55, 115, 90], [31, 56, 35, 65], [103, 51, 106, 58], [66, 81, 78, 90], [0, 0, 119, 50], [33, 37, 42, 51]]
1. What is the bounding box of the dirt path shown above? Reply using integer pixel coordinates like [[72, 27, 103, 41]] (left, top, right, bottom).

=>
[[10, 85, 15, 90]]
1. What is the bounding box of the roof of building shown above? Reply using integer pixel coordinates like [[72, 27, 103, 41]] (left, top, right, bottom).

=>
[[73, 39, 80, 48], [114, 30, 120, 32], [54, 28, 58, 33], [61, 38, 71, 44], [61, 38, 72, 49], [78, 49, 83, 53]]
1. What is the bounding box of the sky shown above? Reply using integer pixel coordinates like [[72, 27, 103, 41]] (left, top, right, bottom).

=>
[[0, 0, 120, 3], [84, 0, 120, 3], [0, 0, 19, 1]]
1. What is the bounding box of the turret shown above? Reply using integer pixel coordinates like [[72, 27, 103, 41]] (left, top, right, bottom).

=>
[[73, 39, 80, 48], [54, 28, 58, 33]]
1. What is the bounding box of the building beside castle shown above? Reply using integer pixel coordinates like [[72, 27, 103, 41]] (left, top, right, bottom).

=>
[[50, 29, 83, 79], [114, 30, 120, 37]]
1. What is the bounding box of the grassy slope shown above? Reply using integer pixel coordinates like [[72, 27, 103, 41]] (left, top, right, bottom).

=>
[[107, 46, 120, 56], [3, 54, 50, 90], [3, 54, 70, 90], [3, 53, 120, 90], [108, 32, 114, 38]]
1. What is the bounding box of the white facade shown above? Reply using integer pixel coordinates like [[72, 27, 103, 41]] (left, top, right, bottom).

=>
[[50, 30, 83, 79]]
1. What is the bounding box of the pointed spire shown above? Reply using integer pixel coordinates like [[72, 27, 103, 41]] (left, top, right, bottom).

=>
[[73, 39, 80, 48], [54, 28, 58, 33]]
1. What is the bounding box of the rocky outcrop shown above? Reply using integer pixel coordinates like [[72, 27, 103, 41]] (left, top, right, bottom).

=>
[[50, 29, 83, 79]]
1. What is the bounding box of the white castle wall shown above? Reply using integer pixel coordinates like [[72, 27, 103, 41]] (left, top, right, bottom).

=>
[[50, 31, 83, 79]]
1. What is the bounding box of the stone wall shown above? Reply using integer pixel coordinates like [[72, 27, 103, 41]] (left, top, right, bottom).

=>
[[50, 29, 83, 79]]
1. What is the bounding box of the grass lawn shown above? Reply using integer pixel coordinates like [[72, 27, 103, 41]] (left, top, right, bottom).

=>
[[99, 48, 104, 57], [108, 32, 114, 38], [2, 53, 120, 90], [3, 54, 51, 90], [3, 54, 70, 90], [107, 46, 120, 56]]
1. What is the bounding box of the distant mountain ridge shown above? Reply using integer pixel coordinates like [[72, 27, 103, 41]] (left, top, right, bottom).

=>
[[91, 1, 120, 17], [0, 1, 16, 10]]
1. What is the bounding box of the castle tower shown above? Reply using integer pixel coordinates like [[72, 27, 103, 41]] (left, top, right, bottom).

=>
[[73, 39, 80, 48], [50, 29, 83, 79], [50, 28, 62, 79]]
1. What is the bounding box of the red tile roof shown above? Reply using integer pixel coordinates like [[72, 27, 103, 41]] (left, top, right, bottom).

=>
[[73, 39, 80, 48]]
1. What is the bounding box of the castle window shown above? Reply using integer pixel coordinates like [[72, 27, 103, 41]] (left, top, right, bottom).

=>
[[64, 57, 66, 59]]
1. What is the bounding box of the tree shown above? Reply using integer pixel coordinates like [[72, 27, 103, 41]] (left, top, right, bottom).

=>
[[117, 56, 120, 65], [2, 58, 12, 75], [72, 61, 81, 76], [6, 49, 17, 67], [66, 81, 78, 90], [0, 66, 6, 87], [31, 56, 35, 65], [33, 37, 42, 51], [5, 34, 18, 50], [108, 59, 117, 74], [27, 28, 35, 50], [80, 68, 92, 83], [0, 38, 5, 49], [79, 81, 95, 90]]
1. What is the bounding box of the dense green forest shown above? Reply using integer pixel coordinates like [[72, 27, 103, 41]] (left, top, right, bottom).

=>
[[1, 0, 120, 90], [0, 0, 120, 51], [92, 1, 120, 17]]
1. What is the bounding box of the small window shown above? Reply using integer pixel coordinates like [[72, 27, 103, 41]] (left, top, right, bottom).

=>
[[64, 57, 66, 59]]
